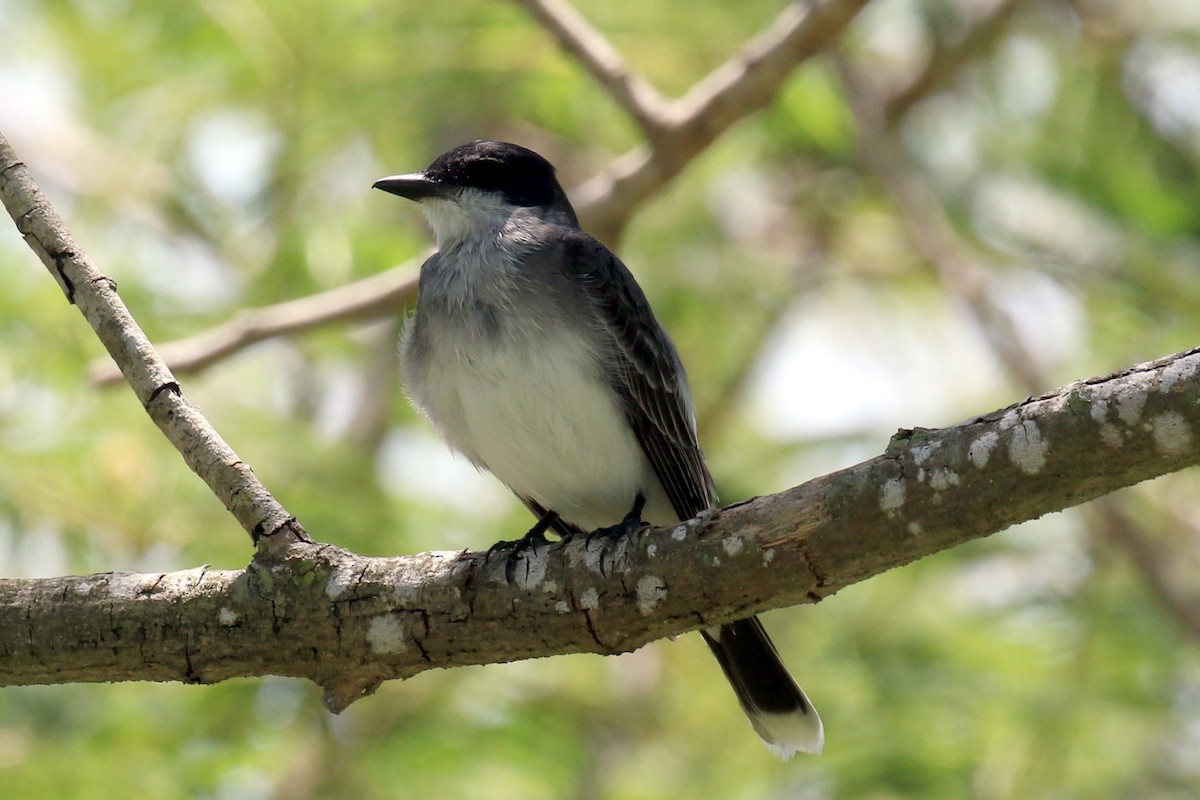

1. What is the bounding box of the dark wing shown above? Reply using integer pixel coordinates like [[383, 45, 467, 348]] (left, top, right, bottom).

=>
[[562, 233, 716, 521]]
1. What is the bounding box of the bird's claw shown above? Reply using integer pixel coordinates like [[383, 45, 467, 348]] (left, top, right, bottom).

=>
[[485, 530, 549, 584], [585, 495, 649, 576], [486, 510, 559, 584]]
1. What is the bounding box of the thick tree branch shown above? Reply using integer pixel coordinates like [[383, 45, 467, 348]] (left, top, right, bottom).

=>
[[0, 132, 297, 543], [3, 346, 1199, 705]]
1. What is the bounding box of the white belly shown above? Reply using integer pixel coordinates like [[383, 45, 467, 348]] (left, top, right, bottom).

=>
[[405, 327, 676, 531]]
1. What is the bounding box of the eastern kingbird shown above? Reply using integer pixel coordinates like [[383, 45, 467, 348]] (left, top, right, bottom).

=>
[[374, 140, 823, 758]]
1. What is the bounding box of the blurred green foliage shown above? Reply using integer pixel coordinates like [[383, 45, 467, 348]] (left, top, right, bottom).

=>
[[3, 0, 1200, 797]]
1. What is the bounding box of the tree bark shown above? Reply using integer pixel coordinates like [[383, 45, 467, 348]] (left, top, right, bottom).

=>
[[3, 346, 1198, 710]]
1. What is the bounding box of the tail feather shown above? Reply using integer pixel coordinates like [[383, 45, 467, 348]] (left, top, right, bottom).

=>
[[701, 617, 823, 758]]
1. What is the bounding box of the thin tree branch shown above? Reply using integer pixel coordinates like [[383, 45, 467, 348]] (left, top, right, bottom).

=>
[[577, 0, 872, 244], [667, 0, 862, 137], [1092, 496, 1200, 641], [0, 131, 298, 543], [511, 0, 669, 138], [4, 345, 1200, 704], [88, 263, 420, 386], [841, 62, 1047, 391], [883, 0, 1024, 126], [696, 246, 829, 436], [837, 0, 1033, 386]]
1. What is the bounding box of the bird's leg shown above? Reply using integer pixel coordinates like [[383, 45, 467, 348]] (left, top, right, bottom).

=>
[[487, 509, 559, 584], [588, 491, 647, 542], [622, 491, 648, 532], [586, 492, 648, 575]]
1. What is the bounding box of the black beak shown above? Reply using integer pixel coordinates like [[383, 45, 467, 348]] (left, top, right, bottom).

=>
[[372, 172, 449, 201]]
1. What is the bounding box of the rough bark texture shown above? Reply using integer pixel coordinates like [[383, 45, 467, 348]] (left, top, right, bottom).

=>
[[3, 347, 1198, 710]]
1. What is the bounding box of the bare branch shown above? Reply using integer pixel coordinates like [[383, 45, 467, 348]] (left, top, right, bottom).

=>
[[668, 0, 863, 137], [696, 247, 829, 436], [89, 263, 420, 386], [512, 0, 669, 137], [883, 0, 1024, 126], [0, 131, 297, 543], [1093, 496, 1200, 642], [4, 345, 1200, 701], [840, 62, 1047, 392], [577, 0, 872, 243]]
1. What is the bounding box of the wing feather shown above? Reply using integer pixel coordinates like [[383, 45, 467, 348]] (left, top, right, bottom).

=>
[[562, 234, 716, 520]]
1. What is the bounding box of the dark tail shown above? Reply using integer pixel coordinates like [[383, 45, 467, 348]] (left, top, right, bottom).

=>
[[701, 616, 823, 758]]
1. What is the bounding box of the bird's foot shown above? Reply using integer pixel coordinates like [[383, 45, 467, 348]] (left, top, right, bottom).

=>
[[585, 493, 648, 576], [487, 510, 559, 584]]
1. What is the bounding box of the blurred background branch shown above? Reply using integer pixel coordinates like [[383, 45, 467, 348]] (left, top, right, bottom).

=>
[[89, 262, 421, 385], [87, 0, 870, 383]]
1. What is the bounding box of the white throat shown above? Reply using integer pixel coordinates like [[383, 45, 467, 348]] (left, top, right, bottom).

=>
[[421, 189, 518, 249]]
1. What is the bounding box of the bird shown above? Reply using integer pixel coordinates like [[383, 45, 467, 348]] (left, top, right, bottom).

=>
[[373, 140, 823, 758]]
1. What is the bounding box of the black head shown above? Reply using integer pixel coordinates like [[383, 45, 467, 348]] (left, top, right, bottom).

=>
[[374, 140, 573, 210], [426, 141, 567, 206]]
